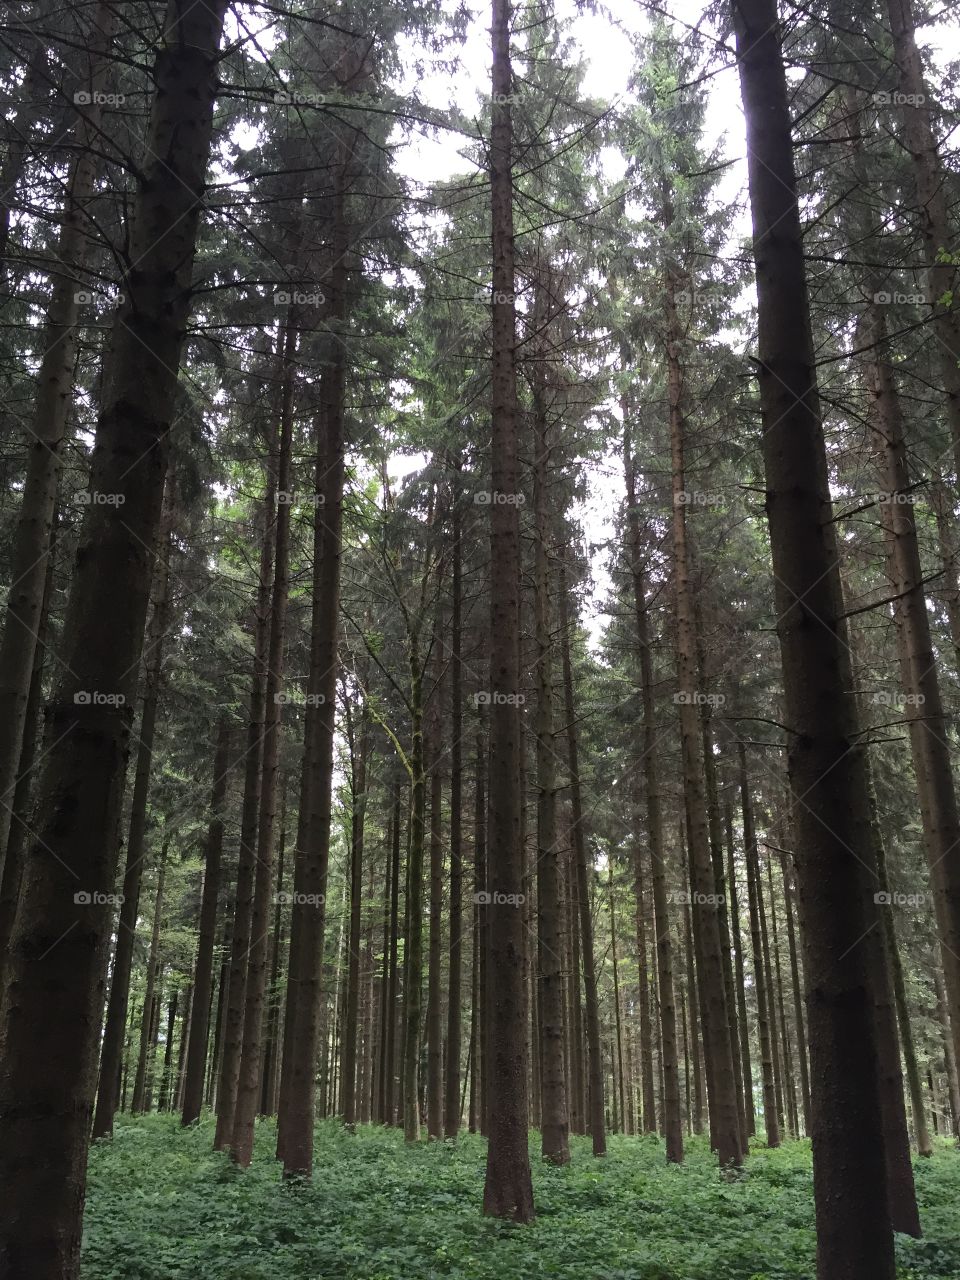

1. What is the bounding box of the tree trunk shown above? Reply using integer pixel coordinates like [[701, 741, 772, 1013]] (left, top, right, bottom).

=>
[[426, 677, 444, 1139], [277, 196, 349, 1172], [214, 427, 278, 1152], [342, 701, 370, 1130], [733, 1, 895, 1270], [481, 0, 533, 1221], [724, 799, 755, 1138], [157, 993, 178, 1112], [181, 721, 232, 1125], [383, 785, 401, 1123], [444, 488, 465, 1139], [260, 784, 288, 1117], [740, 749, 779, 1147], [624, 427, 682, 1160], [131, 842, 169, 1114], [92, 489, 174, 1139], [778, 841, 810, 1135], [0, 524, 57, 984], [0, 2, 117, 875], [665, 269, 740, 1167], [863, 303, 960, 1083], [230, 316, 297, 1168], [531, 388, 569, 1165], [559, 560, 606, 1157]]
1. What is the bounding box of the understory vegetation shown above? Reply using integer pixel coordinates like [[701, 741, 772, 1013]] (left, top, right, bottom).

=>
[[82, 1117, 960, 1280]]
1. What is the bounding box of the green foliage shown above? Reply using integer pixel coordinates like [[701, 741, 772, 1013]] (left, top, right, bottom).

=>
[[82, 1117, 960, 1279]]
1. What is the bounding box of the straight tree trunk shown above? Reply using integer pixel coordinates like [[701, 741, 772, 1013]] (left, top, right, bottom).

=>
[[665, 270, 740, 1167], [559, 560, 606, 1157], [740, 749, 779, 1147], [624, 428, 682, 1160], [131, 842, 169, 1114], [475, 734, 488, 1135], [733, 2, 895, 1271], [426, 682, 444, 1139], [863, 303, 960, 1081], [214, 429, 278, 1152], [724, 799, 755, 1137], [260, 796, 287, 1116], [92, 489, 174, 1140], [181, 721, 232, 1125], [682, 888, 704, 1135], [0, 2, 116, 875], [342, 702, 370, 1130], [278, 189, 350, 1173], [383, 785, 401, 1123], [444, 492, 465, 1138], [157, 993, 178, 1112], [230, 316, 297, 1168], [481, 0, 533, 1221], [531, 392, 569, 1164], [778, 841, 810, 1135], [0, 526, 56, 984]]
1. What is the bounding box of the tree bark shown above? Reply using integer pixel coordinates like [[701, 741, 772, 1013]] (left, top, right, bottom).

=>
[[481, 0, 533, 1221], [733, 1, 895, 1270], [444, 485, 465, 1139], [342, 699, 370, 1130], [0, 2, 117, 876], [624, 428, 682, 1160], [665, 269, 741, 1167], [181, 720, 232, 1125], [131, 842, 169, 1114], [531, 387, 569, 1165], [214, 426, 278, 1152], [559, 559, 606, 1157], [277, 195, 349, 1174], [92, 487, 174, 1140]]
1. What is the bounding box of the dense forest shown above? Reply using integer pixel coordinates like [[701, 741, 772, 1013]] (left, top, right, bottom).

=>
[[1, 0, 960, 1276]]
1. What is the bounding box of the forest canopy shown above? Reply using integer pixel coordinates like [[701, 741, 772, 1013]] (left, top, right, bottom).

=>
[[0, 0, 959, 1277]]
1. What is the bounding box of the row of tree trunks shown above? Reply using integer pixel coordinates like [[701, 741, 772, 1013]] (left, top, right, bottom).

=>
[[0, 3, 230, 1272]]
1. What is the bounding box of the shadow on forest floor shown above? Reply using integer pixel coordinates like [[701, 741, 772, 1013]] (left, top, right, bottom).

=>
[[82, 1114, 960, 1279]]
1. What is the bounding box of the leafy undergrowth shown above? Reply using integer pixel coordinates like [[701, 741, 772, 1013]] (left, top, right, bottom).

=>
[[82, 1115, 960, 1280]]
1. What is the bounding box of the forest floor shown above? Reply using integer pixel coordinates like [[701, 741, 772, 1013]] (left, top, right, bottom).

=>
[[82, 1114, 960, 1280]]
